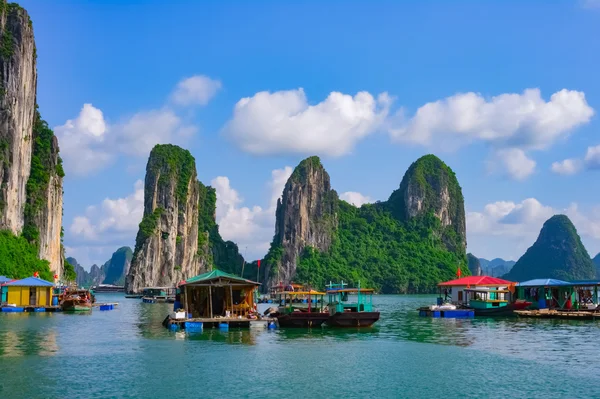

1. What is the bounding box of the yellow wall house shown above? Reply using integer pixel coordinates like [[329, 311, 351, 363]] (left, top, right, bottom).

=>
[[4, 277, 54, 307]]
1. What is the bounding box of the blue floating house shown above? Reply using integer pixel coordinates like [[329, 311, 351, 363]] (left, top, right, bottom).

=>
[[3, 277, 54, 307]]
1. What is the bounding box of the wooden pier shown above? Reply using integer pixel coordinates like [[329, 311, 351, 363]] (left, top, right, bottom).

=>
[[515, 309, 600, 320]]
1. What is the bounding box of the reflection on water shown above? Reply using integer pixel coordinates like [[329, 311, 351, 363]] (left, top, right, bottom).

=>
[[1, 293, 600, 397]]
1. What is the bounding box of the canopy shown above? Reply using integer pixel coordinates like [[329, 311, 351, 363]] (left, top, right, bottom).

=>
[[517, 278, 571, 287], [326, 288, 375, 294], [185, 269, 260, 286], [280, 290, 325, 296], [4, 277, 54, 287], [438, 276, 513, 287]]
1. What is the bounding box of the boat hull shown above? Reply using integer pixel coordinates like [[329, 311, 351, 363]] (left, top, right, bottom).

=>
[[473, 301, 532, 317], [276, 312, 329, 328], [326, 311, 380, 327]]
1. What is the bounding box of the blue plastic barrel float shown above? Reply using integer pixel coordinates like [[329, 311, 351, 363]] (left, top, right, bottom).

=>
[[173, 300, 181, 311], [169, 323, 179, 331], [99, 304, 114, 311], [34, 308, 46, 312], [218, 322, 229, 331], [185, 321, 203, 332], [268, 321, 276, 329], [52, 296, 59, 306]]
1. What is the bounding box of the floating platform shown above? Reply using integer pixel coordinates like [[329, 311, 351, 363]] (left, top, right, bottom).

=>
[[418, 307, 474, 318], [125, 295, 143, 299], [1, 306, 61, 313], [92, 302, 118, 308], [515, 309, 600, 320], [165, 316, 278, 330]]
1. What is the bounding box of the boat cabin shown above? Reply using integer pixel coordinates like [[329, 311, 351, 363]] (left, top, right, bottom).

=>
[[276, 290, 326, 314], [325, 281, 374, 315], [181, 270, 260, 319], [438, 276, 515, 306]]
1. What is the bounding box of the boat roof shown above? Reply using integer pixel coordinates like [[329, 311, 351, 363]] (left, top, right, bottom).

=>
[[326, 288, 375, 293], [4, 276, 54, 287], [279, 290, 325, 296], [517, 278, 571, 287], [185, 269, 260, 286], [438, 276, 514, 287]]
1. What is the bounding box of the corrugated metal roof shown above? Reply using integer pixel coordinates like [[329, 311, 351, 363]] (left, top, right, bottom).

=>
[[517, 278, 571, 287], [0, 276, 12, 284], [185, 269, 260, 285], [438, 276, 514, 286], [4, 276, 54, 287]]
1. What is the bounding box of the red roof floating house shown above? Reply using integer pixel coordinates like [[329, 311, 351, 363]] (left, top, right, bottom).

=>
[[438, 276, 515, 305]]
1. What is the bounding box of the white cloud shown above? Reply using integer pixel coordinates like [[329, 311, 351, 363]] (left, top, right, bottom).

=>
[[389, 89, 594, 150], [212, 166, 293, 259], [56, 75, 218, 177], [584, 145, 600, 169], [467, 198, 600, 260], [69, 180, 144, 245], [340, 191, 372, 207], [551, 158, 582, 175], [223, 89, 392, 156], [488, 148, 536, 180], [170, 75, 222, 106]]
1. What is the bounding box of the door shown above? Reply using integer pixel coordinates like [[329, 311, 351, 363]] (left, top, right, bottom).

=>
[[29, 287, 37, 306]]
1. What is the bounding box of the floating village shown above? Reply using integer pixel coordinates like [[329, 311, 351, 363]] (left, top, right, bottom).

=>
[[4, 264, 600, 333]]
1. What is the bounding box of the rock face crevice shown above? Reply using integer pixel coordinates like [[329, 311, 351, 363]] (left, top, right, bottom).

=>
[[265, 156, 338, 287], [126, 145, 203, 293], [0, 4, 36, 234], [0, 3, 63, 279]]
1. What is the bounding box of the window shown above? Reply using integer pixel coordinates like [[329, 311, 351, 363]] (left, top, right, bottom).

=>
[[458, 291, 463, 302]]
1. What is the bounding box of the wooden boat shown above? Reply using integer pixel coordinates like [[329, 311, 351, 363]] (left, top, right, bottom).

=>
[[60, 288, 93, 312], [325, 282, 380, 327], [466, 288, 531, 316], [273, 290, 329, 328], [141, 287, 176, 303]]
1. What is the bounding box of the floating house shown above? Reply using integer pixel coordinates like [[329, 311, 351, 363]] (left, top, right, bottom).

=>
[[181, 270, 260, 320], [3, 277, 54, 306], [438, 276, 515, 305], [516, 279, 600, 310]]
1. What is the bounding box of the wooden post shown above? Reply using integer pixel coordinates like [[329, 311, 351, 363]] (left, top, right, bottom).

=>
[[209, 285, 213, 319], [230, 285, 234, 318]]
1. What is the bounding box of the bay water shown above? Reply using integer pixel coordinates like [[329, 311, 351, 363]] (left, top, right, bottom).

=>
[[1, 294, 599, 398]]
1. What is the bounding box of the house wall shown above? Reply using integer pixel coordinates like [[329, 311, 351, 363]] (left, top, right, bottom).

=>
[[6, 286, 50, 306]]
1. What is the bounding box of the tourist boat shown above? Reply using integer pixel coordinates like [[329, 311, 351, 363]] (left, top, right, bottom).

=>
[[465, 288, 532, 316], [273, 290, 330, 328], [324, 281, 380, 327], [60, 288, 93, 312], [91, 284, 124, 293], [141, 287, 176, 303]]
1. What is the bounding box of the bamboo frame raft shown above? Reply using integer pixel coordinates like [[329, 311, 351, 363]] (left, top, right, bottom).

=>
[[515, 309, 600, 320]]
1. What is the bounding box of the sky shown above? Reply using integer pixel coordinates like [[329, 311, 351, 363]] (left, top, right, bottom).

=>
[[19, 0, 600, 269]]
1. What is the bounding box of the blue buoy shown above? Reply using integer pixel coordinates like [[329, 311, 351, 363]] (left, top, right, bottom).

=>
[[268, 321, 276, 329], [218, 323, 229, 330]]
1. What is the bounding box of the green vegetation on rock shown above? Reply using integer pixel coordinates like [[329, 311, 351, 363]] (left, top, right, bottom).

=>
[[293, 201, 466, 293], [504, 215, 596, 281], [63, 258, 76, 282], [23, 108, 63, 246], [290, 156, 322, 183], [148, 144, 196, 206], [133, 207, 164, 257], [0, 230, 52, 280]]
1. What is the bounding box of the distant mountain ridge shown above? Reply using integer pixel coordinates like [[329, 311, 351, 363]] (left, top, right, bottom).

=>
[[478, 257, 516, 277], [70, 246, 133, 287]]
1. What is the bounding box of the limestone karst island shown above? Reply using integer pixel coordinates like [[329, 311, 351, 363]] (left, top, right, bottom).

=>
[[1, 1, 599, 397]]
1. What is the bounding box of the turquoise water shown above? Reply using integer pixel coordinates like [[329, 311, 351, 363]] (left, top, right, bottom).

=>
[[1, 294, 599, 398]]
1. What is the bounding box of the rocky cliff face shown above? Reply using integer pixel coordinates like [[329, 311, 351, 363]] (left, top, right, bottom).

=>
[[0, 3, 64, 279], [264, 156, 338, 287], [505, 215, 595, 281], [126, 145, 202, 293], [467, 253, 482, 276], [69, 257, 104, 287], [102, 246, 132, 285], [388, 154, 466, 253], [0, 3, 36, 234]]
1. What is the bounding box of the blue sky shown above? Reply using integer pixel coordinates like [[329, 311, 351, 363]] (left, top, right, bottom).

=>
[[20, 0, 600, 268]]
